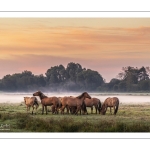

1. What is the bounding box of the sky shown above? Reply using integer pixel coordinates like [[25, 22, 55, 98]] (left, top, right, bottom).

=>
[[0, 18, 150, 82]]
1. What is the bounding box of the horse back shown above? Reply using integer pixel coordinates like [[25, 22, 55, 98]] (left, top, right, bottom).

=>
[[84, 98, 94, 107], [61, 97, 81, 107], [24, 97, 37, 106], [104, 97, 119, 107], [41, 96, 59, 106], [113, 97, 119, 105], [92, 98, 101, 104]]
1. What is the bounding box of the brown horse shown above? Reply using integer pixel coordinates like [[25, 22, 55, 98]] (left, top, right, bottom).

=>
[[33, 91, 60, 115], [51, 97, 62, 114], [101, 97, 119, 115], [24, 97, 39, 115], [60, 92, 91, 115], [84, 97, 101, 114]]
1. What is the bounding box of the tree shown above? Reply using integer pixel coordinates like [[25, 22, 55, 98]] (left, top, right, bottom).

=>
[[66, 62, 83, 82], [77, 69, 104, 91], [107, 78, 120, 90], [45, 65, 67, 85], [138, 66, 149, 81]]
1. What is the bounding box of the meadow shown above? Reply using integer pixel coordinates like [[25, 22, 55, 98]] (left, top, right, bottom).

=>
[[1, 101, 150, 132]]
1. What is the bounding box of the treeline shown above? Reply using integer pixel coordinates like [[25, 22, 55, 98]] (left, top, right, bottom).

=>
[[0, 62, 150, 92], [104, 66, 150, 92], [0, 62, 104, 92]]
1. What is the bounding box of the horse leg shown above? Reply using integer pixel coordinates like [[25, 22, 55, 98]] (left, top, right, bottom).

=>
[[110, 107, 112, 115], [61, 106, 65, 114], [75, 106, 81, 115], [45, 106, 48, 115], [91, 106, 93, 114], [35, 105, 38, 115], [113, 106, 116, 115], [55, 105, 59, 114], [26, 106, 28, 114], [54, 107, 58, 114], [56, 105, 59, 114], [95, 105, 97, 114], [105, 106, 107, 114], [79, 106, 81, 115], [42, 105, 44, 115], [54, 104, 59, 114], [28, 106, 30, 113], [32, 106, 34, 115], [66, 106, 69, 114]]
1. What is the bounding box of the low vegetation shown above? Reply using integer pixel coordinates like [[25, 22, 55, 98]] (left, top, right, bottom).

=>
[[1, 102, 150, 132]]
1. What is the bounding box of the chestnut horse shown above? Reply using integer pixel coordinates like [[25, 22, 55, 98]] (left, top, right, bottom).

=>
[[24, 97, 39, 115], [33, 91, 60, 115], [101, 97, 119, 115], [60, 92, 91, 115], [51, 97, 62, 114], [84, 97, 101, 114]]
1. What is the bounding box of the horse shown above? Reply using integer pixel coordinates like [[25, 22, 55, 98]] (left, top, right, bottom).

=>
[[51, 97, 62, 114], [60, 92, 91, 115], [33, 91, 60, 115], [101, 97, 119, 115], [24, 97, 39, 115], [84, 97, 101, 114], [68, 96, 88, 115]]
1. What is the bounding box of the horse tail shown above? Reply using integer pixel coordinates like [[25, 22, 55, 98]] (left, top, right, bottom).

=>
[[114, 101, 119, 115], [58, 100, 62, 108], [34, 98, 39, 107]]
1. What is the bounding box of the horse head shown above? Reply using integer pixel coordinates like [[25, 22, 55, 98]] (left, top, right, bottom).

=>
[[76, 92, 91, 99], [100, 104, 106, 115], [83, 92, 91, 99], [24, 97, 27, 103], [33, 91, 42, 96]]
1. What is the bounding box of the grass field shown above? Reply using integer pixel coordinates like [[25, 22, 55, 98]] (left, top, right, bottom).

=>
[[1, 102, 150, 132]]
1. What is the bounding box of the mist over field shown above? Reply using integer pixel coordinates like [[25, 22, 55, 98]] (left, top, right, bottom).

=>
[[1, 92, 150, 104]]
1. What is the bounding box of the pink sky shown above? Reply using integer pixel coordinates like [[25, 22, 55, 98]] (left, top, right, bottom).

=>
[[0, 18, 150, 82]]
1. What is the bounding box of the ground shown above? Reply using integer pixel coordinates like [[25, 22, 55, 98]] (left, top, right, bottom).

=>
[[0, 102, 150, 132]]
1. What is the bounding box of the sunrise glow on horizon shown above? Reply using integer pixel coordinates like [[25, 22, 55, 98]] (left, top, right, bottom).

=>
[[0, 18, 150, 82]]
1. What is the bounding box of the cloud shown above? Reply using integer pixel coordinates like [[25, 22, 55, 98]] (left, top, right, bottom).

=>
[[1, 26, 150, 54], [1, 23, 150, 82]]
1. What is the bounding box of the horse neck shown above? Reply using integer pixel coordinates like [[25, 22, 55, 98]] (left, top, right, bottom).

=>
[[79, 96, 85, 101], [40, 93, 48, 100], [76, 93, 85, 101], [101, 103, 106, 111]]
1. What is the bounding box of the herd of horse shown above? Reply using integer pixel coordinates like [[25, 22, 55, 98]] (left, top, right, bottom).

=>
[[24, 91, 119, 115]]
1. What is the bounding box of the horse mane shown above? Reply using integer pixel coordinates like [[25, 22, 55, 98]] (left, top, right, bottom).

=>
[[40, 92, 48, 99], [37, 91, 48, 99], [76, 92, 86, 99]]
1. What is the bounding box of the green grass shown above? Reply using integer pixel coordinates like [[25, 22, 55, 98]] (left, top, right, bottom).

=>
[[1, 102, 150, 132]]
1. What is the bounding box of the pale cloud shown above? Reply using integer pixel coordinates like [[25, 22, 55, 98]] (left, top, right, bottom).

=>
[[1, 26, 150, 58]]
